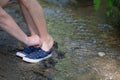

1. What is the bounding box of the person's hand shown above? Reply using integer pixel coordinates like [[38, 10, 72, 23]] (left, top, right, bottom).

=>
[[27, 35, 42, 47]]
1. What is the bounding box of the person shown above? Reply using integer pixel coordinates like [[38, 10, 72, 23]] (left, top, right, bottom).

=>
[[0, 0, 55, 63]]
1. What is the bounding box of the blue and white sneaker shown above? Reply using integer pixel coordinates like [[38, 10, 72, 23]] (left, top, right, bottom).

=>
[[22, 47, 54, 63], [16, 46, 36, 57]]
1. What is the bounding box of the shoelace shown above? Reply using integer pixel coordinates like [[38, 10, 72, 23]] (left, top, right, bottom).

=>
[[26, 47, 54, 59], [22, 46, 36, 53], [26, 49, 47, 59], [25, 42, 56, 59]]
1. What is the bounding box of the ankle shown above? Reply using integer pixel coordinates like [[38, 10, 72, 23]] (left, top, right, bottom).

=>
[[41, 34, 53, 43], [41, 35, 54, 51]]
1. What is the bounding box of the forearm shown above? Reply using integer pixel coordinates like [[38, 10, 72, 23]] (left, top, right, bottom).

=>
[[0, 6, 28, 45]]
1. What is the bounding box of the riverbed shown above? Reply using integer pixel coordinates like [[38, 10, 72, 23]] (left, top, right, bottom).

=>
[[0, 1, 120, 80]]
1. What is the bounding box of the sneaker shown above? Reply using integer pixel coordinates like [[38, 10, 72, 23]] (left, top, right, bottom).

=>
[[22, 47, 54, 63], [16, 46, 36, 57]]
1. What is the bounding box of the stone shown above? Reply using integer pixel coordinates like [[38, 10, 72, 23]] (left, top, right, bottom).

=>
[[98, 52, 106, 57]]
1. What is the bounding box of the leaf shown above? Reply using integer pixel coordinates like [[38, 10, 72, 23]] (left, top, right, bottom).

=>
[[107, 0, 114, 8], [93, 0, 101, 11], [106, 11, 111, 16], [114, 6, 120, 16], [106, 8, 112, 16]]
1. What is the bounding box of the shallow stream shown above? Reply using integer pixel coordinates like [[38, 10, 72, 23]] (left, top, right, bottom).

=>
[[0, 1, 120, 80]]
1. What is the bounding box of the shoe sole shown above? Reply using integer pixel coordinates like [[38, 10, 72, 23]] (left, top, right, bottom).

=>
[[22, 54, 52, 63], [16, 52, 26, 58]]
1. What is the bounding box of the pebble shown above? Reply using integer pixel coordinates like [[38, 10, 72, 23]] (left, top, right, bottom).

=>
[[98, 52, 106, 57]]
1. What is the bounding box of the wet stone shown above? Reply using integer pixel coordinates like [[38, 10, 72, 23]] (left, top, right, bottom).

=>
[[55, 9, 61, 14], [65, 18, 74, 23], [98, 52, 106, 57], [44, 8, 55, 16], [77, 67, 88, 74], [98, 24, 113, 30], [65, 41, 80, 46]]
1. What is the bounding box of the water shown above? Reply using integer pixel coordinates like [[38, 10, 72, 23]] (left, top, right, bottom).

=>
[[0, 1, 120, 80]]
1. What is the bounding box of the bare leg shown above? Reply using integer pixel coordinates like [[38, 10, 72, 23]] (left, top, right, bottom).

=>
[[0, 6, 40, 46], [18, 2, 38, 36], [18, 2, 42, 47], [19, 0, 54, 51]]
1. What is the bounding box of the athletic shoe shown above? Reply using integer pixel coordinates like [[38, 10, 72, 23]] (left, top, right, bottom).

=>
[[22, 47, 54, 63], [16, 46, 36, 57]]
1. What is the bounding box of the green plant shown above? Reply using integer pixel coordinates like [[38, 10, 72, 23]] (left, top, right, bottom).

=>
[[93, 0, 101, 11], [93, 0, 115, 16]]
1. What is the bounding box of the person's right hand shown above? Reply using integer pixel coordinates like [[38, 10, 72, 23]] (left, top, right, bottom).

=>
[[27, 35, 42, 47]]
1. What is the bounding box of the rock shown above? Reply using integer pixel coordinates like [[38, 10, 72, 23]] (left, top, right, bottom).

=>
[[98, 52, 106, 57], [98, 24, 113, 30]]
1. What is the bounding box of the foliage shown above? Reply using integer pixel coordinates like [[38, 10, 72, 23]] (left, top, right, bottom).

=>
[[93, 0, 101, 11], [93, 0, 119, 16]]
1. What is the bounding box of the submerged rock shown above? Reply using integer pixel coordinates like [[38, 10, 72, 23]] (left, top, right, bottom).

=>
[[98, 52, 106, 57]]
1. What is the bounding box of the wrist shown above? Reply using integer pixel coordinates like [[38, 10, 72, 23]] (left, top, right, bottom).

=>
[[24, 37, 30, 46]]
